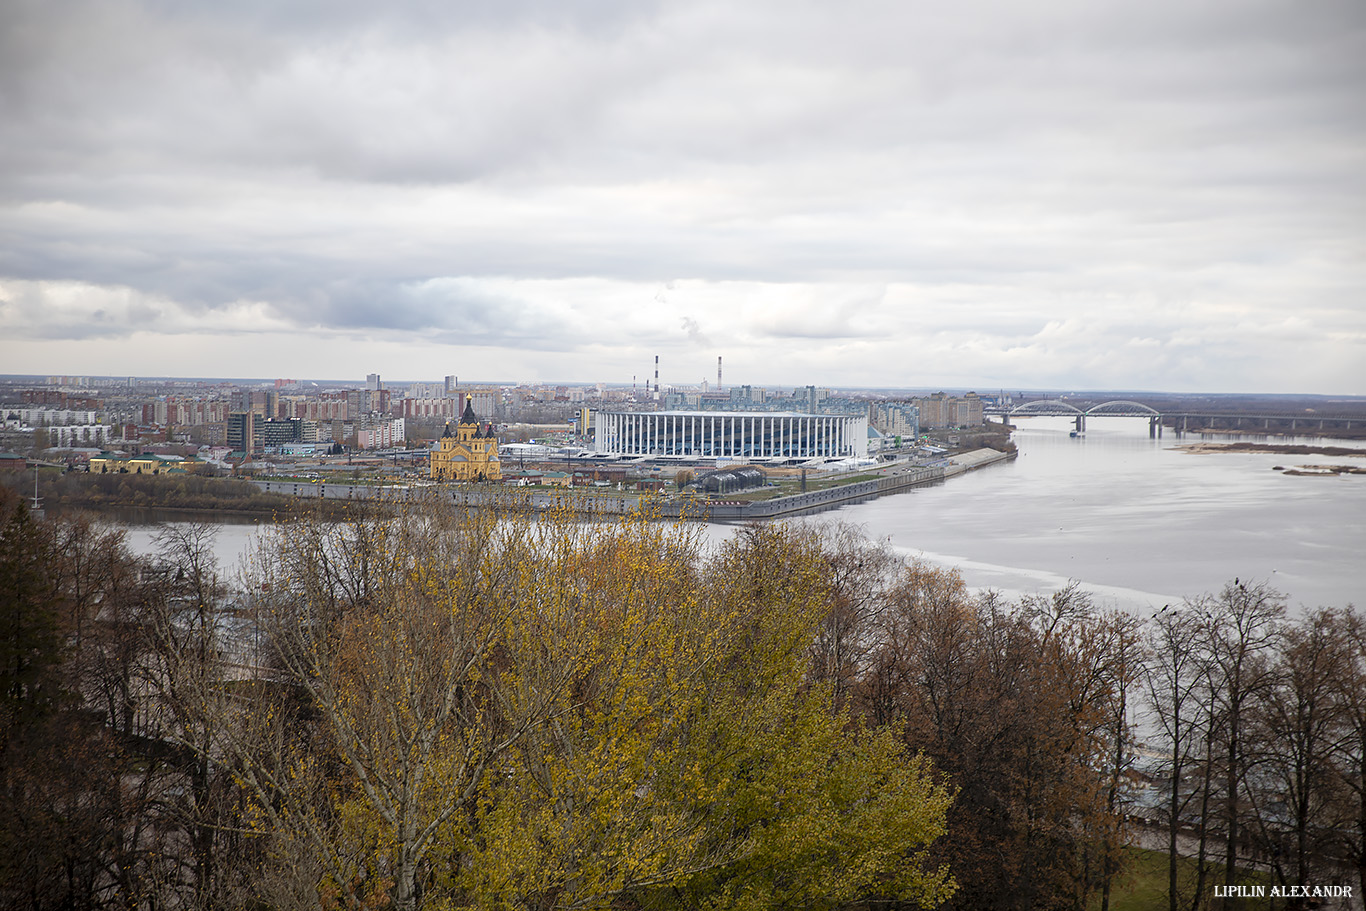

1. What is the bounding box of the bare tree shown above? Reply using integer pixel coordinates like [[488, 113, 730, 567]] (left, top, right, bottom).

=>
[[1145, 606, 1216, 911], [147, 520, 254, 910], [1331, 607, 1366, 900], [1196, 579, 1286, 895], [808, 522, 900, 710], [1245, 608, 1354, 896], [1094, 611, 1146, 911]]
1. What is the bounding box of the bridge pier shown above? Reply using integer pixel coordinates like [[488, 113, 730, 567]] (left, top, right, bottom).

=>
[[1075, 415, 1085, 433], [1149, 416, 1161, 438]]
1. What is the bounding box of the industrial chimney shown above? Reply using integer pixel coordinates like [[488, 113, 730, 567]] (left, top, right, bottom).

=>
[[717, 356, 722, 390]]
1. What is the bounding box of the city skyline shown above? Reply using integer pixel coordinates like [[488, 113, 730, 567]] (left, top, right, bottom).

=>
[[2, 0, 1363, 394]]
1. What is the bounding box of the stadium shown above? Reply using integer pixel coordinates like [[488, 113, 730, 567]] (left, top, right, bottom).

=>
[[591, 411, 868, 460]]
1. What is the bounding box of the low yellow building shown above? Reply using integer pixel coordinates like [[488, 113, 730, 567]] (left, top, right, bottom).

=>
[[430, 402, 501, 482], [89, 453, 209, 475]]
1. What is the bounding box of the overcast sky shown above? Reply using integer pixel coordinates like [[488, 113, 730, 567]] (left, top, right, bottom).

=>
[[1, 0, 1362, 393]]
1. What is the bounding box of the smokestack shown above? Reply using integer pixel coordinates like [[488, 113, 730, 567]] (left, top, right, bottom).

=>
[[654, 355, 659, 394], [717, 356, 722, 389]]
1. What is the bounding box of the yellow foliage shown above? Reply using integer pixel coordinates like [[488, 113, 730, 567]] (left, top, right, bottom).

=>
[[233, 501, 953, 911]]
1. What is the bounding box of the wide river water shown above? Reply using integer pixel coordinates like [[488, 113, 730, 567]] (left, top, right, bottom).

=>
[[771, 416, 1364, 613], [122, 417, 1364, 614]]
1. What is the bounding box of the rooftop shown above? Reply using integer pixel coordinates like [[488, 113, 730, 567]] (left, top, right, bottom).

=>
[[598, 410, 860, 419]]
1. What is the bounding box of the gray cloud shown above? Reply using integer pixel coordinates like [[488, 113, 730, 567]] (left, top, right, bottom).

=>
[[1, 0, 1363, 390]]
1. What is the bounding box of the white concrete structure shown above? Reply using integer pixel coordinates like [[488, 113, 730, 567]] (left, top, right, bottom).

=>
[[593, 411, 868, 459]]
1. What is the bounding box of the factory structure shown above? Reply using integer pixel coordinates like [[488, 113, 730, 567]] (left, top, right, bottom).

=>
[[592, 410, 868, 460]]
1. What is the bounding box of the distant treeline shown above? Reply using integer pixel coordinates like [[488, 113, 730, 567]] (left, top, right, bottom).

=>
[[1, 490, 1362, 911], [3, 470, 358, 519]]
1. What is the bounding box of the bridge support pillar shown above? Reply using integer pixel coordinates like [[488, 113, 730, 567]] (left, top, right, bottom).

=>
[[1075, 415, 1085, 433], [1149, 416, 1160, 438]]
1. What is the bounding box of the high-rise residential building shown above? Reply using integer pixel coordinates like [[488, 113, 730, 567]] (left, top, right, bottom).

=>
[[868, 402, 920, 440], [802, 385, 828, 413], [465, 388, 501, 421], [348, 388, 391, 415], [401, 397, 461, 420], [229, 390, 278, 418], [226, 412, 255, 453], [407, 382, 446, 399], [355, 417, 406, 450], [367, 373, 382, 391], [911, 392, 983, 430]]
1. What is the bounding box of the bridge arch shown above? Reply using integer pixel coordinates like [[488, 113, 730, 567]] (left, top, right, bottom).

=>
[[1009, 400, 1085, 416], [1085, 400, 1161, 417]]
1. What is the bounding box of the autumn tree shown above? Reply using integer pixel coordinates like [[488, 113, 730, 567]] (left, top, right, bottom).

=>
[[183, 501, 535, 911], [458, 518, 954, 910], [203, 502, 956, 911], [862, 568, 1140, 911], [678, 523, 954, 910]]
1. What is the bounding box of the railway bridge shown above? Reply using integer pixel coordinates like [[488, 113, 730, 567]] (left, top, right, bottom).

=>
[[984, 401, 1364, 436], [984, 400, 1164, 435]]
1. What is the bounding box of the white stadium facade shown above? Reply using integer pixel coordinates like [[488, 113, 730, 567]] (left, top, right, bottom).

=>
[[592, 411, 868, 460]]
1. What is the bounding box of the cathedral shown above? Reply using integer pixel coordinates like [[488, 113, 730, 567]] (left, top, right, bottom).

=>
[[430, 401, 501, 482]]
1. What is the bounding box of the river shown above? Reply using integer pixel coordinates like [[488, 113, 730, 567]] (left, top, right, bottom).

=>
[[774, 416, 1365, 613], [121, 417, 1364, 613]]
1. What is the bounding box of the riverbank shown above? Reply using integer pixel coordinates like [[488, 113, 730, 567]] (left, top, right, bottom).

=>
[[1176, 442, 1366, 457], [4, 471, 364, 520], [1168, 422, 1366, 441], [246, 448, 1016, 522], [11, 448, 1017, 524], [690, 450, 1015, 521]]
